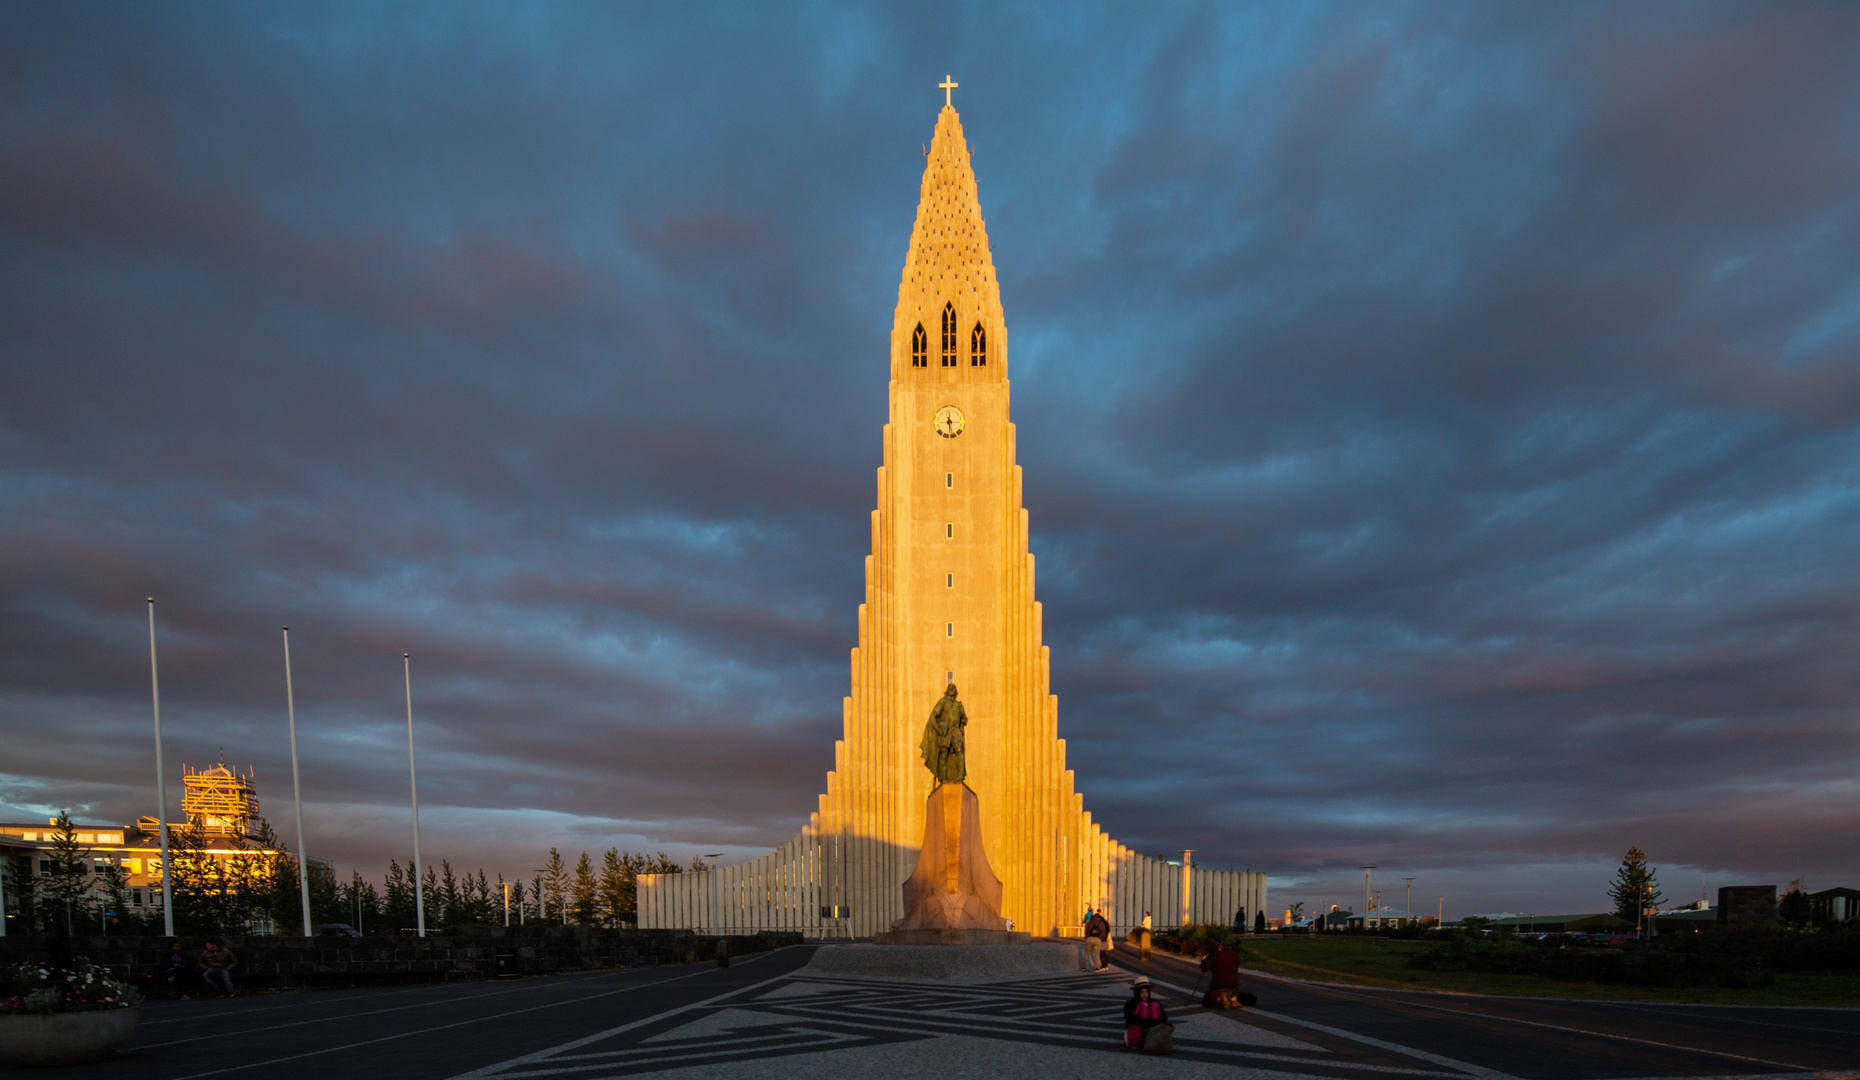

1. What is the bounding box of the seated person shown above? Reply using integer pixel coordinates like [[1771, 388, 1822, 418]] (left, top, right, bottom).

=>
[[1123, 976, 1169, 1049], [198, 939, 238, 998], [159, 941, 192, 998]]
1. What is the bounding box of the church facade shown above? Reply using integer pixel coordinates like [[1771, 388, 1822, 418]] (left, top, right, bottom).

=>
[[639, 99, 1265, 939]]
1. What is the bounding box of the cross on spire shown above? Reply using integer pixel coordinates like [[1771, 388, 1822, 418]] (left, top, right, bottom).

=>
[[939, 75, 958, 108]]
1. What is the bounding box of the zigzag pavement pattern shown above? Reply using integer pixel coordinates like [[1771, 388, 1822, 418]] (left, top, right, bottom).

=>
[[445, 962, 1565, 1080]]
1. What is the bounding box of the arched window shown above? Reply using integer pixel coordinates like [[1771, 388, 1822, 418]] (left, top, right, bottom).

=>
[[941, 303, 957, 367], [911, 323, 927, 367], [971, 322, 987, 366]]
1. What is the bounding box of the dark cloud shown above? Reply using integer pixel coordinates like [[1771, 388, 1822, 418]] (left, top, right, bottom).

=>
[[2, 1, 1857, 917]]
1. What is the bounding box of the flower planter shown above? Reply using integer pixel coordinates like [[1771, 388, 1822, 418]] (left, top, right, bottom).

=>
[[0, 1007, 141, 1066]]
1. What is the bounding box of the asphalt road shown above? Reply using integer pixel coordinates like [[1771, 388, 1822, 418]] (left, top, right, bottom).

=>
[[8, 942, 1856, 1079], [10, 947, 818, 1080], [1111, 943, 1860, 1078]]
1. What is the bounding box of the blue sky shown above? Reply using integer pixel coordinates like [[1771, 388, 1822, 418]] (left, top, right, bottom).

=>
[[2, 1, 1857, 918]]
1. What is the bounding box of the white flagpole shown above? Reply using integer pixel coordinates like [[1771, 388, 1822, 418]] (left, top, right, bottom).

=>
[[405, 653, 425, 937], [148, 599, 175, 937], [283, 627, 313, 937]]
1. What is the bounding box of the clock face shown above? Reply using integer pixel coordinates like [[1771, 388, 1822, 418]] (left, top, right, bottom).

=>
[[933, 405, 965, 438]]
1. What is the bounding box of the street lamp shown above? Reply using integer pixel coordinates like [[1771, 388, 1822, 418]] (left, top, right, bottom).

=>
[[1361, 866, 1375, 931]]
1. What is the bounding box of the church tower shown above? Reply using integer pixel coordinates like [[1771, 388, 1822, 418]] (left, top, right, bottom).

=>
[[809, 97, 1064, 935], [636, 90, 1266, 939]]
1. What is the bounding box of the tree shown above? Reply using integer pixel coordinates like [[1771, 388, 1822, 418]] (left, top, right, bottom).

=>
[[383, 860, 416, 931], [508, 877, 526, 924], [572, 852, 598, 926], [529, 872, 547, 924], [1779, 879, 1811, 926], [438, 861, 461, 927], [1608, 846, 1663, 925], [599, 848, 646, 927], [543, 849, 569, 926], [40, 812, 94, 938]]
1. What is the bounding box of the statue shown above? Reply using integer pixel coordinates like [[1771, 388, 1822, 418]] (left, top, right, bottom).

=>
[[919, 683, 967, 784], [875, 682, 1025, 944]]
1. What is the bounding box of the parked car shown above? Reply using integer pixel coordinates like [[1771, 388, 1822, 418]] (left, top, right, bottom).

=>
[[313, 923, 362, 937]]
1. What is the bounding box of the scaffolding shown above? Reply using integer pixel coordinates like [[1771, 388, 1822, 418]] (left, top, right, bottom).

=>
[[181, 758, 263, 838]]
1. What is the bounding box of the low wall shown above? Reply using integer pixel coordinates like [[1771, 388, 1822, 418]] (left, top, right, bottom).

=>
[[0, 928, 804, 991]]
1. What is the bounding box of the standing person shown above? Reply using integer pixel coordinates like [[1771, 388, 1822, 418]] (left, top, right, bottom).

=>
[[1200, 939, 1243, 1007], [1139, 910, 1153, 960], [1123, 976, 1171, 1052], [1085, 910, 1111, 971], [1077, 907, 1095, 970], [1233, 906, 1247, 932], [159, 941, 192, 999], [198, 939, 238, 998]]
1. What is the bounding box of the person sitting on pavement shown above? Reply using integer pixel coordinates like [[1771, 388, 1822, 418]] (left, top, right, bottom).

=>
[[198, 939, 238, 998], [159, 941, 192, 999], [1086, 911, 1112, 970], [1123, 976, 1171, 1051], [1201, 939, 1243, 1007]]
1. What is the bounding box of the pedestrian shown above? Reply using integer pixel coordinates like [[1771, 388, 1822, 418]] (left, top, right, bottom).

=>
[[1233, 906, 1247, 932], [1123, 976, 1172, 1053], [1077, 906, 1096, 969], [1086, 910, 1112, 970], [198, 938, 238, 998], [105, 915, 124, 936], [159, 941, 191, 999], [1139, 910, 1153, 960], [1200, 939, 1244, 1008]]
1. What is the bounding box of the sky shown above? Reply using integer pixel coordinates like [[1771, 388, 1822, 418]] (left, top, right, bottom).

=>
[[2, 2, 1857, 920]]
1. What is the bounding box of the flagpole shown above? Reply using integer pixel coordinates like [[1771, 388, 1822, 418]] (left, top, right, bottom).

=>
[[283, 627, 312, 937], [148, 599, 175, 937], [405, 653, 425, 937]]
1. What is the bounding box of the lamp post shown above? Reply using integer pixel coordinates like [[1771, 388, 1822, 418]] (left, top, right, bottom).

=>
[[147, 599, 175, 936], [503, 881, 511, 927], [1405, 877, 1414, 927], [282, 627, 313, 937], [1361, 866, 1375, 931], [404, 654, 425, 937]]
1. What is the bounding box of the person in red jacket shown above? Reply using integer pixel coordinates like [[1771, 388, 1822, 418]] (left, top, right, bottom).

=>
[[1201, 940, 1243, 1008]]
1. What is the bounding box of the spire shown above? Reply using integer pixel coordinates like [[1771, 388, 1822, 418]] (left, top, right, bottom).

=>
[[893, 97, 1004, 381]]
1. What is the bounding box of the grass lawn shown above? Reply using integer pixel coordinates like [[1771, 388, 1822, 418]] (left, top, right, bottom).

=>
[[1224, 935, 1860, 1007]]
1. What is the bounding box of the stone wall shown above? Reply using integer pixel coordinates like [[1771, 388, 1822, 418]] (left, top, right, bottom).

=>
[[0, 928, 803, 991]]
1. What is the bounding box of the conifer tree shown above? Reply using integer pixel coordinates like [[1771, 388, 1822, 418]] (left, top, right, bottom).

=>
[[40, 811, 93, 938], [383, 860, 416, 931], [572, 852, 598, 926], [543, 849, 569, 926], [1608, 846, 1662, 924], [439, 860, 461, 927]]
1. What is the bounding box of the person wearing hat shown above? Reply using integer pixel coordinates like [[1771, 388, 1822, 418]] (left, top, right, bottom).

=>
[[1123, 976, 1172, 1052]]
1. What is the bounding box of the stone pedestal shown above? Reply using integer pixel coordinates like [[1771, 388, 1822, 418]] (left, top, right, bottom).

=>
[[874, 782, 1029, 945]]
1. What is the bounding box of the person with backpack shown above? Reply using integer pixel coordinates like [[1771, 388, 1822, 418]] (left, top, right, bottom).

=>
[[1123, 976, 1172, 1053], [1085, 910, 1112, 970]]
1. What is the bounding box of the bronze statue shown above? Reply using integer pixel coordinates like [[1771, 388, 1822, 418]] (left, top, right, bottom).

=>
[[919, 683, 967, 784]]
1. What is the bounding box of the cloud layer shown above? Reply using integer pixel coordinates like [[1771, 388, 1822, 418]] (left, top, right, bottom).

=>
[[2, 2, 1857, 916]]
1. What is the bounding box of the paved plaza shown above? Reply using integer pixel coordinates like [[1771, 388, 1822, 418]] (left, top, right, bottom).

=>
[[14, 942, 1857, 1080]]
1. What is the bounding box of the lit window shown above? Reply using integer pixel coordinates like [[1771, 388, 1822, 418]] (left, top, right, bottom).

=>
[[911, 323, 927, 367], [941, 303, 957, 366], [971, 322, 986, 366]]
